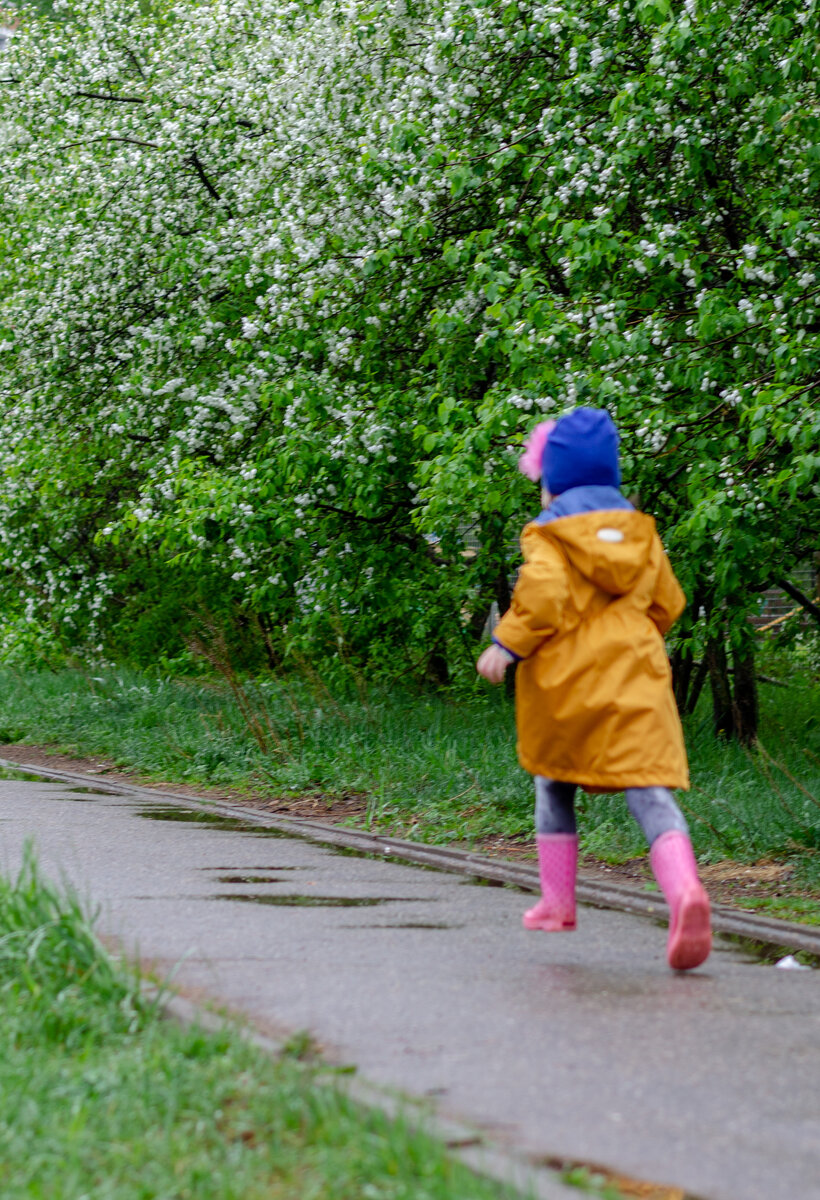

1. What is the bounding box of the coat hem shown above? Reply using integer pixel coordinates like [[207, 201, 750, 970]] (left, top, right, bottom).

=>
[[517, 755, 689, 791]]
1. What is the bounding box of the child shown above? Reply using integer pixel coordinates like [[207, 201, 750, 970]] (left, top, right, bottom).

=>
[[477, 407, 711, 971]]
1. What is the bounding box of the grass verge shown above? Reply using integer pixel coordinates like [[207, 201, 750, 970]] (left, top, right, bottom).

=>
[[0, 849, 527, 1200], [0, 661, 817, 916]]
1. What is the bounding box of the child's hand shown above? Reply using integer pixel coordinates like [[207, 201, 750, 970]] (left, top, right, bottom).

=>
[[476, 644, 514, 684]]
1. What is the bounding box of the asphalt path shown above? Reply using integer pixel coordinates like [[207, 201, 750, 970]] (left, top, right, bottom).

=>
[[1, 775, 818, 1200]]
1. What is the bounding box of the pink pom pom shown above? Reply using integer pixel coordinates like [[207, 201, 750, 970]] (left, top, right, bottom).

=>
[[518, 420, 555, 482]]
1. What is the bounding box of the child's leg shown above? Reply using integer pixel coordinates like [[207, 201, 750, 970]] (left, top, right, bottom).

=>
[[625, 786, 688, 844], [626, 787, 711, 971], [524, 778, 578, 932], [535, 776, 577, 834]]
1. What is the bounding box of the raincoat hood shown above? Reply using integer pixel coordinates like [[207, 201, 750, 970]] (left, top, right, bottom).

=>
[[526, 509, 657, 597]]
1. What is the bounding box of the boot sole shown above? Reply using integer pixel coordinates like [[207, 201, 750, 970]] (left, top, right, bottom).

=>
[[522, 914, 576, 932], [668, 890, 712, 970]]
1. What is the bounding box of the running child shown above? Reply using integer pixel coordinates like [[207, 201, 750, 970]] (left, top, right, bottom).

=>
[[476, 407, 711, 971]]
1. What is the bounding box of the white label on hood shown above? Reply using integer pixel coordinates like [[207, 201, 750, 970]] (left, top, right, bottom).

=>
[[597, 527, 625, 543]]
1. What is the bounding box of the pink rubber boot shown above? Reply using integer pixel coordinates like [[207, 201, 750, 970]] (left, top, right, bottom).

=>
[[650, 830, 712, 970], [523, 834, 578, 931]]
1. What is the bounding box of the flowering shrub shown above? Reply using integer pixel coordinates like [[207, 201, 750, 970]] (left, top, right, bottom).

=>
[[0, 0, 818, 694]]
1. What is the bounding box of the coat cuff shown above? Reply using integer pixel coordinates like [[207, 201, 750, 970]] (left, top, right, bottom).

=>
[[491, 638, 521, 663], [491, 610, 544, 660]]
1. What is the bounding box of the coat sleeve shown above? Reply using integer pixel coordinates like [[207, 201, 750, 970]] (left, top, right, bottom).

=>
[[492, 544, 569, 661], [647, 544, 686, 635]]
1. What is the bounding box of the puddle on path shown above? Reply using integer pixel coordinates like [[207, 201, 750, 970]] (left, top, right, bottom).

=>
[[0, 765, 114, 795], [0, 765, 70, 784], [65, 786, 118, 796], [215, 874, 299, 884], [324, 843, 446, 873], [139, 806, 448, 874], [3, 771, 449, 880], [460, 874, 524, 892], [354, 922, 459, 930], [136, 807, 292, 835], [45, 787, 120, 800], [205, 865, 304, 872], [211, 893, 428, 908]]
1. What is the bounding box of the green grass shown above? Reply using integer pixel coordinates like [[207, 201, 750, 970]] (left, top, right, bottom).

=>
[[0, 850, 525, 1200], [0, 659, 818, 898], [725, 895, 820, 922]]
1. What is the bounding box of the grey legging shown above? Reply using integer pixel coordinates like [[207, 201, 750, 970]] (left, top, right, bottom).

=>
[[534, 777, 688, 847]]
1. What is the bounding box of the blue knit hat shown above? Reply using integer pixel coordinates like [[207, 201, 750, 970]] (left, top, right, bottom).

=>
[[542, 408, 621, 495]]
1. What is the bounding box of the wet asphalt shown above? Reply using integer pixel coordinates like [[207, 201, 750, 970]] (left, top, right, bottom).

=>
[[1, 776, 818, 1200]]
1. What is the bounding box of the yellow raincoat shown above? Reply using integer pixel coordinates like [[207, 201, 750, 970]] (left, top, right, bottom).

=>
[[493, 509, 689, 790]]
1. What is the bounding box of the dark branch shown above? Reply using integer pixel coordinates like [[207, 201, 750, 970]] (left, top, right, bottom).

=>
[[776, 578, 820, 626], [108, 136, 160, 149], [73, 90, 145, 103], [188, 151, 222, 202], [124, 48, 146, 79], [63, 135, 161, 150]]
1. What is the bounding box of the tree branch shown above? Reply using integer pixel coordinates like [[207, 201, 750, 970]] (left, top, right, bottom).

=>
[[188, 150, 223, 203], [124, 47, 146, 79], [73, 90, 145, 103], [63, 135, 161, 150], [775, 578, 820, 626]]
